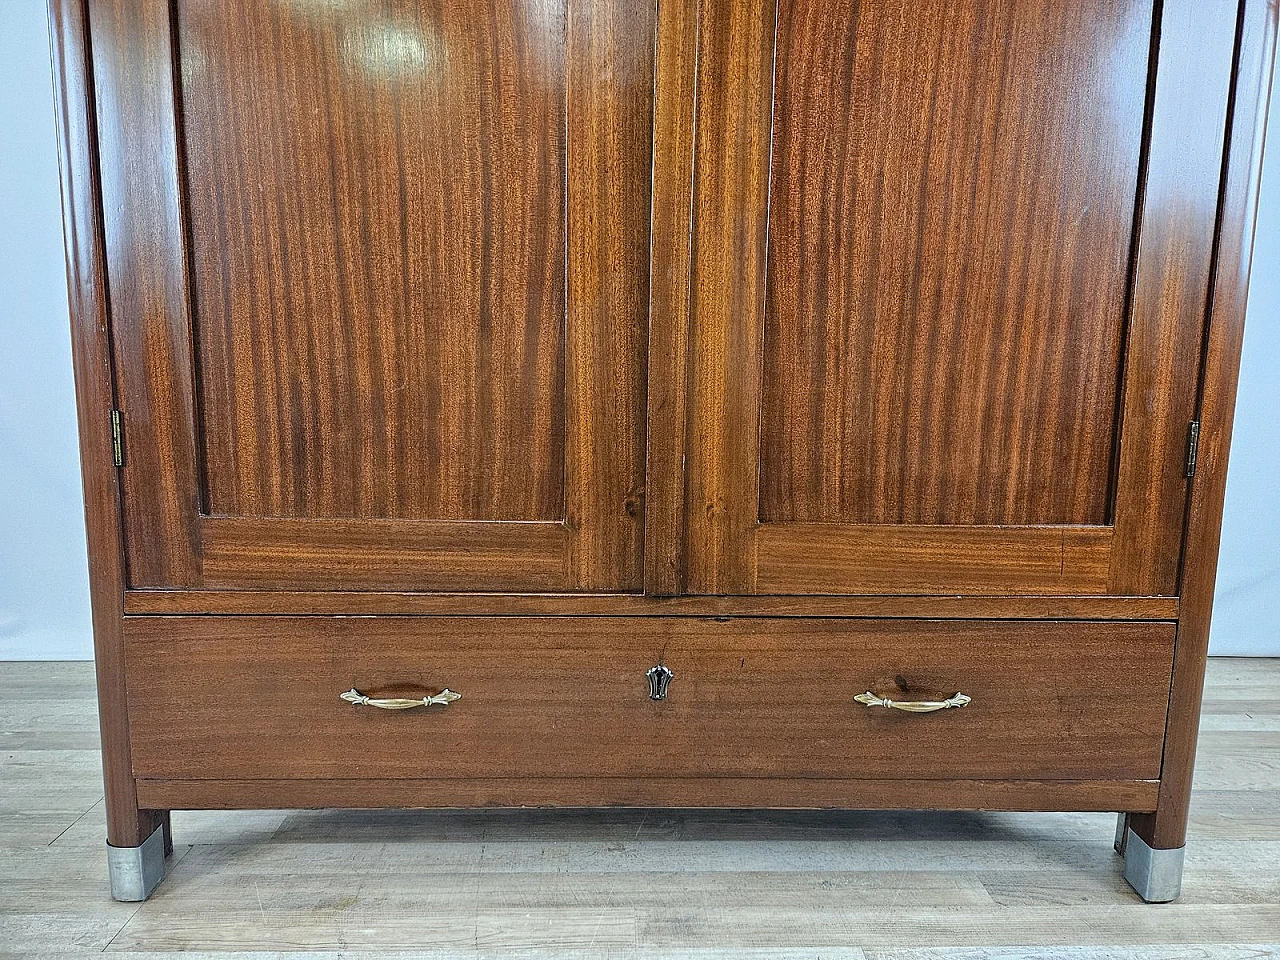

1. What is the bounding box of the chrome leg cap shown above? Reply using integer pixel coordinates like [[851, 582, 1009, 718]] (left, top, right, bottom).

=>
[[1121, 826, 1184, 903], [1114, 813, 1129, 856], [106, 822, 168, 902]]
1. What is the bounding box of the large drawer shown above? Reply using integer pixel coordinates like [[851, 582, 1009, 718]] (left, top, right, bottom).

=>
[[124, 616, 1175, 782]]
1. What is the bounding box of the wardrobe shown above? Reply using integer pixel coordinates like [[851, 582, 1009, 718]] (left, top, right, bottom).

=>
[[49, 0, 1277, 901]]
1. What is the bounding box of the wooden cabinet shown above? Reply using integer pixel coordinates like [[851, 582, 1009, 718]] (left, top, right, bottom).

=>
[[50, 0, 1277, 903]]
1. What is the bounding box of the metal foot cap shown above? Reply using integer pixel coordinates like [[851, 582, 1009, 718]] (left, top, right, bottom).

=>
[[1121, 827, 1184, 903], [1114, 813, 1129, 856], [106, 823, 167, 902]]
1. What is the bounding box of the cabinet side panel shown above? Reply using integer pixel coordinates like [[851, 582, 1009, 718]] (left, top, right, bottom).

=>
[[49, 0, 163, 846], [1131, 0, 1278, 849]]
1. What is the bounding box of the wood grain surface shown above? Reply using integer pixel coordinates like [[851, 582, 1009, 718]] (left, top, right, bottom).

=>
[[643, 0, 700, 596], [682, 0, 776, 593], [86, 0, 656, 592], [124, 616, 1174, 783], [135, 778, 1160, 814], [681, 0, 1245, 599], [197, 517, 569, 592], [562, 0, 657, 589], [90, 0, 202, 586], [1108, 0, 1244, 595], [754, 524, 1114, 596], [179, 0, 570, 522], [761, 0, 1151, 527]]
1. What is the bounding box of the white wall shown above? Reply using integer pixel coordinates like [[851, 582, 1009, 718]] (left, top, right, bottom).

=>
[[1212, 89, 1280, 657], [0, 1, 1276, 659], [0, 0, 93, 660]]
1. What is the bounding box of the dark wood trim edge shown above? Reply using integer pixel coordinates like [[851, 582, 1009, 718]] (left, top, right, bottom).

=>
[[136, 777, 1161, 813], [48, 0, 164, 847], [122, 589, 1179, 621], [1131, 0, 1278, 851]]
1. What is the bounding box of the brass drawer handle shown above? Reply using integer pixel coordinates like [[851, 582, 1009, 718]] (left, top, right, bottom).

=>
[[340, 688, 461, 710], [854, 691, 971, 713]]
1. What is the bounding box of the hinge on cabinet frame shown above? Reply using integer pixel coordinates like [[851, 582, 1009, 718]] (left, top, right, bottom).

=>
[[1185, 420, 1201, 479], [110, 410, 124, 468]]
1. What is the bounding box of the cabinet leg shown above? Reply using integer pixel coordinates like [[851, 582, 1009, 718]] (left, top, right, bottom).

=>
[[105, 811, 172, 902], [1116, 813, 1184, 903]]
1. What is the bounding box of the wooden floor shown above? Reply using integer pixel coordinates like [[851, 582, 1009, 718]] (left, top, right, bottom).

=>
[[1, 659, 1278, 959]]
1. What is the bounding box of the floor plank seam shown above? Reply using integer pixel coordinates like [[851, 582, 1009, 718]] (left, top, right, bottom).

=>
[[48, 796, 104, 847], [99, 903, 143, 954]]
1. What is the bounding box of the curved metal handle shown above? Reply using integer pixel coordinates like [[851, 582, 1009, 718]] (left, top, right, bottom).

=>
[[854, 691, 971, 713], [340, 688, 461, 710]]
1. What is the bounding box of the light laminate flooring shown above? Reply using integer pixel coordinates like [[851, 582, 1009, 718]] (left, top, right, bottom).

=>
[[2, 658, 1278, 959]]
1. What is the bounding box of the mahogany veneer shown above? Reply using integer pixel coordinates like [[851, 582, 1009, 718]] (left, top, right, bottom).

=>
[[49, 0, 1277, 902], [124, 616, 1175, 783]]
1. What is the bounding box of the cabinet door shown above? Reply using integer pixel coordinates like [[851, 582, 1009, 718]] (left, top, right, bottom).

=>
[[90, 0, 654, 592], [681, 0, 1239, 596]]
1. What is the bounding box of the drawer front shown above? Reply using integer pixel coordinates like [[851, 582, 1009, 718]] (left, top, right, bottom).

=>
[[124, 617, 1174, 782]]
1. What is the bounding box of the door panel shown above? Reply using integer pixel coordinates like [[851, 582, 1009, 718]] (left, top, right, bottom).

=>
[[91, 0, 655, 592], [181, 0, 568, 522], [684, 0, 1239, 596], [761, 0, 1146, 527]]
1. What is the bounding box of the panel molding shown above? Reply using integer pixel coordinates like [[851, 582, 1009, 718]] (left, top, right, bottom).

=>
[[755, 525, 1114, 596], [199, 518, 570, 592]]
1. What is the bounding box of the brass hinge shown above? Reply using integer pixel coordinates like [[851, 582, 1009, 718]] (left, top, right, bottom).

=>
[[1185, 420, 1201, 479], [110, 410, 124, 468]]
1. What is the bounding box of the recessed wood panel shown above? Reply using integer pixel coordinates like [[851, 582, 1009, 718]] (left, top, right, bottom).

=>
[[178, 0, 568, 520], [760, 0, 1153, 525]]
